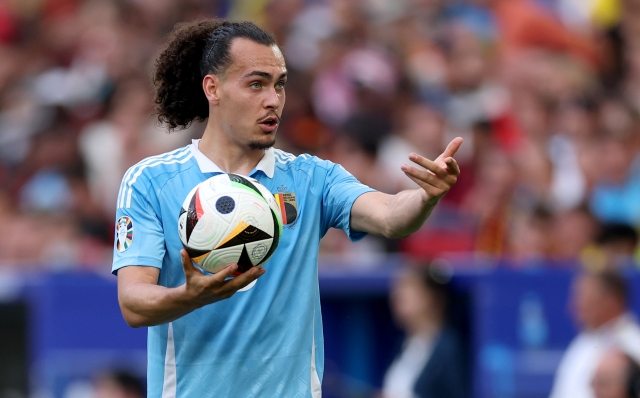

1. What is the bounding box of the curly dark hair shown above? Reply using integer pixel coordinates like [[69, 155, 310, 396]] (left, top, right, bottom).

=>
[[152, 19, 276, 131]]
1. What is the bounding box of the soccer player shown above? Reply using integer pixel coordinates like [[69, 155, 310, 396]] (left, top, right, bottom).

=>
[[550, 270, 640, 398], [113, 19, 462, 397]]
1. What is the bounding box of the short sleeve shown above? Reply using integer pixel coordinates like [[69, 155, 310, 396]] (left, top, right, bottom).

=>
[[321, 162, 376, 241], [112, 178, 165, 274]]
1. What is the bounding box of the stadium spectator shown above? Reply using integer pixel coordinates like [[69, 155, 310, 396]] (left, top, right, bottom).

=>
[[490, 0, 599, 66], [588, 128, 640, 226], [583, 223, 640, 271], [551, 206, 601, 261], [382, 266, 468, 398], [550, 270, 640, 398], [591, 348, 640, 398]]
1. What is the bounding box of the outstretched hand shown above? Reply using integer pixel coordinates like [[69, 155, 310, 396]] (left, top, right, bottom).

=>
[[180, 249, 265, 307], [400, 137, 463, 203]]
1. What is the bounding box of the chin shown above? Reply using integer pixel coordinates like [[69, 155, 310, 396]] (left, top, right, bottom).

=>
[[248, 137, 276, 150]]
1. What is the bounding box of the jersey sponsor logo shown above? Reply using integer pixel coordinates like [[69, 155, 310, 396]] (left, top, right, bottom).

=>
[[116, 216, 134, 252], [274, 192, 298, 225]]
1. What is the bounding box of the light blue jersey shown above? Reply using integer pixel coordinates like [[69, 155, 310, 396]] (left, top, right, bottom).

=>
[[112, 140, 374, 397]]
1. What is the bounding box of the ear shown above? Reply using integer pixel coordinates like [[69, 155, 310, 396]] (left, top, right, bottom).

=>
[[203, 74, 220, 104]]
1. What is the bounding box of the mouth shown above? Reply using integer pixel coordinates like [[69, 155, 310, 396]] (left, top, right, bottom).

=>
[[258, 116, 280, 133]]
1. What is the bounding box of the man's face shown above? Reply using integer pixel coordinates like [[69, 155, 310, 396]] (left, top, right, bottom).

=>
[[571, 275, 619, 330], [212, 38, 287, 150], [390, 273, 434, 331]]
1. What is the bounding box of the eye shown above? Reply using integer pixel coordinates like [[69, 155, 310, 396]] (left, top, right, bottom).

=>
[[275, 80, 286, 89], [250, 82, 261, 89]]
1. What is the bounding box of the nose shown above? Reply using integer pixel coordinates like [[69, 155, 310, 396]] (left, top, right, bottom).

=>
[[264, 87, 282, 110]]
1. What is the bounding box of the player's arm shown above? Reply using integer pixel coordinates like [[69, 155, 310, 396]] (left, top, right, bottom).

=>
[[350, 137, 462, 239], [117, 250, 265, 327]]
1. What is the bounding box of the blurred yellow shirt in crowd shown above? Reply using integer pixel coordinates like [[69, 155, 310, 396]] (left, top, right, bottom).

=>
[[592, 0, 621, 28]]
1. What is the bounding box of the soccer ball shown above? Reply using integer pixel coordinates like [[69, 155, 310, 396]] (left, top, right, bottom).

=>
[[178, 173, 283, 274]]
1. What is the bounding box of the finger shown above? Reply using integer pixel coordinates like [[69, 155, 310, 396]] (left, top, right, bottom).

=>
[[438, 137, 463, 160], [180, 249, 199, 276], [221, 266, 265, 292], [444, 157, 460, 176], [408, 153, 448, 178], [401, 164, 451, 190], [211, 262, 239, 282], [404, 172, 447, 199]]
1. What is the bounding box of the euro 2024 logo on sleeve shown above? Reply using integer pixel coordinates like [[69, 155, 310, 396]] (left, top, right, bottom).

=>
[[116, 216, 134, 252]]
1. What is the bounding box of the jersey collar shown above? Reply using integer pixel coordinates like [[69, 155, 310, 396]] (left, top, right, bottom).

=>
[[189, 139, 275, 178]]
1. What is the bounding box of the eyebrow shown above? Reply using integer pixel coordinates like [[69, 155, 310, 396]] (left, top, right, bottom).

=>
[[242, 71, 288, 80]]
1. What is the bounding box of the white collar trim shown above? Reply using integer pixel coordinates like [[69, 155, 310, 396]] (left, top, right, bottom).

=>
[[189, 139, 275, 178]]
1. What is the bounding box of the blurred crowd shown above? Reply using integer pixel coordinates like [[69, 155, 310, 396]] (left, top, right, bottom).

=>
[[0, 0, 639, 270]]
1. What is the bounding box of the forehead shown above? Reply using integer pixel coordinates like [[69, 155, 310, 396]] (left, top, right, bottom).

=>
[[225, 38, 286, 77], [394, 272, 424, 291]]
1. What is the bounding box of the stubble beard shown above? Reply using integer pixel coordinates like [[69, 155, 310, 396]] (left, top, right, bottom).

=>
[[248, 136, 277, 150]]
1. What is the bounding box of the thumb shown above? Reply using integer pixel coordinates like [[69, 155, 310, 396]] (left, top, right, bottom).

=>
[[439, 137, 463, 160], [180, 249, 198, 277]]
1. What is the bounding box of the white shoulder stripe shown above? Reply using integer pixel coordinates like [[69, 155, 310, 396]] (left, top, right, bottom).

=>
[[124, 147, 189, 182], [117, 147, 190, 207], [120, 151, 193, 209], [122, 153, 193, 209], [274, 150, 296, 164], [118, 148, 189, 197]]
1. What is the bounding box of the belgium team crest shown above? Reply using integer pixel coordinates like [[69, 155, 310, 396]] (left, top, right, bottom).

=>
[[274, 192, 298, 225]]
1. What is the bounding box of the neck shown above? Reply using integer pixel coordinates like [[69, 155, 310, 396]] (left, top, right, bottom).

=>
[[406, 315, 443, 338], [592, 311, 626, 330], [199, 122, 265, 175]]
